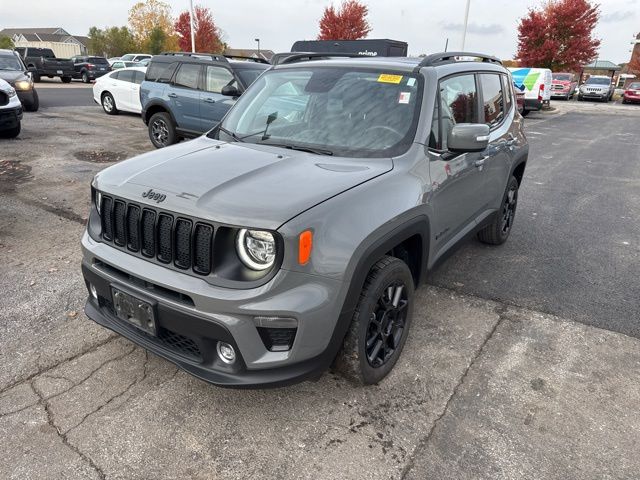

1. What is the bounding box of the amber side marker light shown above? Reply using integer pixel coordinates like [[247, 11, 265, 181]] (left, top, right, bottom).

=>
[[298, 230, 313, 265]]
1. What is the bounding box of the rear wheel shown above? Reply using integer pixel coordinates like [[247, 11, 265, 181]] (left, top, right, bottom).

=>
[[82, 71, 90, 83], [101, 92, 118, 115], [478, 176, 519, 245], [521, 109, 530, 117], [334, 256, 414, 385], [61, 76, 72, 83], [148, 112, 177, 148]]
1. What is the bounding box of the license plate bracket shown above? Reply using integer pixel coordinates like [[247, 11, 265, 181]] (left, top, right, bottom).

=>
[[111, 286, 157, 335], [57, 70, 63, 74]]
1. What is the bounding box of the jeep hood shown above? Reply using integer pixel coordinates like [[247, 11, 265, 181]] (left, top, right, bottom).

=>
[[95, 137, 392, 230]]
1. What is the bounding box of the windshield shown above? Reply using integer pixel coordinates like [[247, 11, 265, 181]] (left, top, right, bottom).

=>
[[586, 77, 610, 85], [628, 83, 640, 90], [553, 74, 572, 81], [120, 54, 135, 61], [0, 55, 23, 71], [213, 67, 422, 158]]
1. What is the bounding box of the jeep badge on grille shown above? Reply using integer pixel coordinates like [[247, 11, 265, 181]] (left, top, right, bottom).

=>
[[142, 189, 166, 203]]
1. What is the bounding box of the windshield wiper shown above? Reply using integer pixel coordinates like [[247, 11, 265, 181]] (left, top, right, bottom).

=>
[[214, 125, 244, 142], [262, 142, 334, 156]]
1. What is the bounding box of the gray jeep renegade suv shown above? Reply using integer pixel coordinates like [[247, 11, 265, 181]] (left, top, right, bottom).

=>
[[82, 52, 528, 387]]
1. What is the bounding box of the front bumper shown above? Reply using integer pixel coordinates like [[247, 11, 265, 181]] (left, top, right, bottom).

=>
[[0, 105, 22, 130], [579, 91, 609, 99], [81, 231, 348, 388]]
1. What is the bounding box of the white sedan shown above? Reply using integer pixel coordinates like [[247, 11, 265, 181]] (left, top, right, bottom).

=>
[[93, 67, 146, 115]]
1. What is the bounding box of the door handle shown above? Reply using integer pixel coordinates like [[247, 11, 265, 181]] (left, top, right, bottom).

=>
[[168, 93, 178, 98], [203, 97, 215, 103]]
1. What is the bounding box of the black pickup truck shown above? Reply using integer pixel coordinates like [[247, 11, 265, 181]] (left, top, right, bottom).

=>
[[15, 47, 75, 83]]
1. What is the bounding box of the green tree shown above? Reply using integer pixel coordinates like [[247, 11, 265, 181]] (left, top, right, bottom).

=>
[[87, 27, 106, 55], [105, 27, 138, 56], [0, 35, 15, 49], [147, 27, 166, 54]]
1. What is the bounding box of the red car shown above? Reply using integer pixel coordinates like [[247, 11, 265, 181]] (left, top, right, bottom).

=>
[[551, 72, 578, 100], [622, 82, 640, 104]]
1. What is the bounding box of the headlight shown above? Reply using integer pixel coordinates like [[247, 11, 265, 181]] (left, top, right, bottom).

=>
[[236, 229, 276, 271], [95, 191, 102, 214], [6, 87, 17, 98], [14, 80, 32, 91]]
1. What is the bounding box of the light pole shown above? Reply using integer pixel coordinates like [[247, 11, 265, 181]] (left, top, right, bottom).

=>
[[189, 0, 196, 52], [461, 0, 471, 50], [255, 38, 260, 56]]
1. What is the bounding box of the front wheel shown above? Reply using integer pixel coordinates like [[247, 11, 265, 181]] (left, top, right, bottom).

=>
[[24, 89, 39, 112], [478, 176, 519, 245], [334, 256, 414, 385], [148, 112, 177, 148]]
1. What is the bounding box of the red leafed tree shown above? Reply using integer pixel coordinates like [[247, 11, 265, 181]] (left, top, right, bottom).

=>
[[174, 5, 224, 53], [318, 0, 372, 41], [516, 0, 600, 71]]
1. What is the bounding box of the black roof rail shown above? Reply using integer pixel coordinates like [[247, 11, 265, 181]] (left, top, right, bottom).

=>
[[223, 54, 270, 64], [272, 52, 365, 66], [157, 52, 229, 62], [417, 51, 502, 69]]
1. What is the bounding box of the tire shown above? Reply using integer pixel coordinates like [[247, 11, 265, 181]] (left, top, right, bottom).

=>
[[521, 109, 530, 117], [23, 89, 39, 112], [0, 122, 20, 138], [578, 95, 583, 101], [622, 99, 627, 104], [61, 76, 72, 83], [477, 176, 519, 245], [334, 256, 415, 385], [82, 71, 90, 83], [101, 92, 118, 115], [148, 111, 177, 148]]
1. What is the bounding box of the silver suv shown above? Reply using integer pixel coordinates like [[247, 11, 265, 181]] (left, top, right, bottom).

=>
[[578, 75, 614, 102], [81, 52, 529, 387]]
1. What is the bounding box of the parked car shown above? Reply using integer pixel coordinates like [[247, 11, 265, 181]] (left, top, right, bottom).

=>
[[70, 55, 111, 83], [0, 49, 38, 111], [110, 60, 137, 70], [107, 57, 121, 65], [119, 53, 152, 63], [140, 52, 269, 148], [0, 78, 23, 138], [578, 76, 614, 102], [622, 82, 640, 104], [551, 72, 577, 100], [509, 67, 552, 116], [82, 51, 528, 387], [15, 47, 74, 83], [93, 67, 147, 115]]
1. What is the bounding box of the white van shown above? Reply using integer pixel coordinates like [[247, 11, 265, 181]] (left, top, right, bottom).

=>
[[508, 67, 552, 116]]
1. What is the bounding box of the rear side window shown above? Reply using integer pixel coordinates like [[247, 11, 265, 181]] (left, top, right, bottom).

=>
[[118, 70, 135, 83], [479, 74, 504, 127], [437, 74, 478, 150], [173, 63, 201, 90], [110, 71, 120, 80], [133, 70, 145, 84], [145, 61, 178, 83], [502, 74, 513, 113], [204, 66, 235, 93]]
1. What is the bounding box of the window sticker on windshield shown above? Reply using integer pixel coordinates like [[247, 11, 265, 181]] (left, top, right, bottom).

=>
[[378, 74, 403, 84], [398, 92, 411, 104], [406, 78, 416, 87]]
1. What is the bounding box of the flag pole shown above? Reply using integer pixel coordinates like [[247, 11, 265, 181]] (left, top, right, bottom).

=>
[[189, 0, 196, 52]]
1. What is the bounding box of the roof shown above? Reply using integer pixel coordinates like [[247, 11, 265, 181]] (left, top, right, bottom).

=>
[[224, 48, 274, 61], [0, 27, 70, 36], [582, 60, 621, 71]]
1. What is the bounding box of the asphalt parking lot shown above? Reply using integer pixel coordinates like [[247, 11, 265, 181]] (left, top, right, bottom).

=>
[[1, 92, 639, 479]]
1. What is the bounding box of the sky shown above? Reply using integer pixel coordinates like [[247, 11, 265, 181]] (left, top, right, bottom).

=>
[[2, 0, 638, 63]]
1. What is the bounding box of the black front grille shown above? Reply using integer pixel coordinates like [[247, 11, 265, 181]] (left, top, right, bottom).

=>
[[0, 91, 8, 107], [100, 196, 213, 275]]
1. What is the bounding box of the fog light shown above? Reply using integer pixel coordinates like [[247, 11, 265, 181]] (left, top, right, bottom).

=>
[[217, 342, 236, 364], [90, 283, 98, 299]]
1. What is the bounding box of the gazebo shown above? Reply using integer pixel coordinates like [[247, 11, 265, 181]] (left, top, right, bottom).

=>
[[579, 60, 622, 83]]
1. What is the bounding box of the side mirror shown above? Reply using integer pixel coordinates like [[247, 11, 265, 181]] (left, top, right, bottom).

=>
[[25, 71, 33, 79], [448, 124, 490, 153], [221, 85, 240, 97]]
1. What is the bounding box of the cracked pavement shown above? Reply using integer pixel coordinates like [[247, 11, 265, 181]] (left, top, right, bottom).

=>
[[1, 99, 639, 479]]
